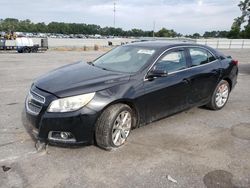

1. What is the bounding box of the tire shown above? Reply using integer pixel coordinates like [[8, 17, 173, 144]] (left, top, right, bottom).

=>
[[206, 80, 230, 110], [95, 103, 134, 150], [28, 47, 32, 53], [23, 47, 29, 53], [31, 47, 38, 53]]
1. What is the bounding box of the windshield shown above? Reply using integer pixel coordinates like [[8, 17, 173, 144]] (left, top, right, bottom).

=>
[[93, 46, 155, 73]]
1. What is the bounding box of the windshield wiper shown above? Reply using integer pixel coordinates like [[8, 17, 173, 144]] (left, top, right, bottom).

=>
[[100, 67, 110, 71], [90, 63, 117, 72], [93, 64, 113, 72], [87, 61, 95, 66]]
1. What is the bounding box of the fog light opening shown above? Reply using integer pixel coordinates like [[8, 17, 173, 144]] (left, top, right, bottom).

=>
[[48, 131, 76, 143]]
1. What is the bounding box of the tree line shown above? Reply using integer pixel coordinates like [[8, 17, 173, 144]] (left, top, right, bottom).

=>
[[0, 18, 180, 37], [0, 0, 249, 38]]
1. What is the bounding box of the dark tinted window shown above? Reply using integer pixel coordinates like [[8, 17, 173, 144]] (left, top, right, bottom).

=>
[[208, 52, 216, 62], [156, 50, 187, 73], [189, 48, 216, 67]]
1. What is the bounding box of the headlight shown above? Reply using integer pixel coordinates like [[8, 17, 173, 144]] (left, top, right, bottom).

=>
[[47, 92, 95, 112]]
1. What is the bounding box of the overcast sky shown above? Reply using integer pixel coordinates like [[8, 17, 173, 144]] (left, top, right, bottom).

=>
[[1, 0, 241, 34]]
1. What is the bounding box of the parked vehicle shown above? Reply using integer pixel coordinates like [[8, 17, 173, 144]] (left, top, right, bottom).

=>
[[25, 42, 238, 150], [0, 37, 48, 53]]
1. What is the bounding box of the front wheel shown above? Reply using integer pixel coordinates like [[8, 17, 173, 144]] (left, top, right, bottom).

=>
[[95, 104, 134, 150], [207, 80, 230, 110]]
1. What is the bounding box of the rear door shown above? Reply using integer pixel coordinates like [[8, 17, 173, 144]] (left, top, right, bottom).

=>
[[186, 47, 221, 105]]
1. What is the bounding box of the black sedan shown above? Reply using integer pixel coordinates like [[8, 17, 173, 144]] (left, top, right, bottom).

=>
[[25, 42, 238, 150]]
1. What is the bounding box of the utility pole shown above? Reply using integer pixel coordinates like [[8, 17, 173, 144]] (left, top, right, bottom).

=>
[[153, 21, 156, 38], [113, 1, 116, 28]]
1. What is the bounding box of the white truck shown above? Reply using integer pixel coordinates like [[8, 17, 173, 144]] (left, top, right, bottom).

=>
[[0, 37, 48, 53]]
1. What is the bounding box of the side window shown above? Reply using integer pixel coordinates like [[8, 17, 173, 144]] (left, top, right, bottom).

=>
[[156, 50, 187, 73], [208, 52, 216, 62], [189, 48, 216, 67]]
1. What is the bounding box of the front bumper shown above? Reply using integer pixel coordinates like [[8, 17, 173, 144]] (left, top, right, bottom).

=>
[[25, 86, 99, 145]]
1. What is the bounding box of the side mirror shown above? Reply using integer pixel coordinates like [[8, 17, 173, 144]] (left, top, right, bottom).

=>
[[147, 65, 168, 79]]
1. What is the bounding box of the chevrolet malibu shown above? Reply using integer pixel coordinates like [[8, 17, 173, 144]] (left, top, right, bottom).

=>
[[25, 42, 238, 150]]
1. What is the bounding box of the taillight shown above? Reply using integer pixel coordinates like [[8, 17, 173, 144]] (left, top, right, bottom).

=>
[[232, 59, 238, 66]]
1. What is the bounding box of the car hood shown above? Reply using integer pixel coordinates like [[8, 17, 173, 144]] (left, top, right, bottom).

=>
[[34, 61, 130, 97]]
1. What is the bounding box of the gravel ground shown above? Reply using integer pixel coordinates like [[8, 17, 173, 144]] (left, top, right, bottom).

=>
[[0, 49, 250, 188]]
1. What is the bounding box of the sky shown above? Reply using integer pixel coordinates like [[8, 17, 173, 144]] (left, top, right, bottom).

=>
[[0, 0, 242, 34]]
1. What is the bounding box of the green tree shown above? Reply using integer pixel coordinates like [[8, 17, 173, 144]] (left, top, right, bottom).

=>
[[192, 33, 200, 38], [229, 0, 250, 38], [155, 28, 177, 37], [239, 0, 250, 25], [228, 18, 242, 38], [0, 18, 179, 37]]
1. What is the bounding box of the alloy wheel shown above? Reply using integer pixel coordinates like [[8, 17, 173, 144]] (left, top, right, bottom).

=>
[[215, 83, 229, 108], [112, 110, 132, 146]]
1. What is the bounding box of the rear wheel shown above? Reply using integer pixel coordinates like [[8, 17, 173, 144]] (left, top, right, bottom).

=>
[[95, 104, 134, 150], [207, 80, 230, 110], [23, 47, 30, 53], [31, 47, 38, 53]]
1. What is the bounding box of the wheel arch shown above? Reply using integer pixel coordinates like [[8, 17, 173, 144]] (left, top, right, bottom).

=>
[[98, 99, 140, 129], [222, 77, 232, 91], [92, 99, 140, 147]]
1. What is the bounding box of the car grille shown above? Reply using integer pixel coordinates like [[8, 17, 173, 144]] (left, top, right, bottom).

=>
[[30, 90, 45, 103], [26, 89, 45, 115]]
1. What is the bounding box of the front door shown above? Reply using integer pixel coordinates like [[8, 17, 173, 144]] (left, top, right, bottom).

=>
[[143, 48, 191, 123]]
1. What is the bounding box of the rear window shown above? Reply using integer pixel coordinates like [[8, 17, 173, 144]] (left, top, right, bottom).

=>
[[189, 48, 216, 67]]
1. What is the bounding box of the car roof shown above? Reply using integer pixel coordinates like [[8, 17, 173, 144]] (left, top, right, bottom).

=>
[[125, 40, 211, 50]]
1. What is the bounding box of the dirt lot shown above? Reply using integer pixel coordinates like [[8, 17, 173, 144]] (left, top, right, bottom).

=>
[[0, 49, 250, 188]]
